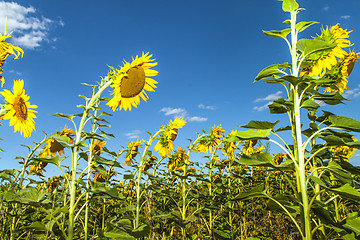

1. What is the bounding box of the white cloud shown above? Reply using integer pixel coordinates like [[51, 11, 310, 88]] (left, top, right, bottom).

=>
[[253, 101, 272, 112], [160, 107, 208, 122], [323, 6, 330, 11], [341, 15, 351, 20], [0, 2, 63, 49], [198, 104, 217, 110], [125, 130, 142, 139], [254, 91, 282, 102], [343, 84, 360, 99]]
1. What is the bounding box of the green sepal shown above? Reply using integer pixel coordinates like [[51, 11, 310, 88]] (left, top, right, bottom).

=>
[[295, 21, 318, 33], [263, 29, 291, 40], [282, 0, 299, 12]]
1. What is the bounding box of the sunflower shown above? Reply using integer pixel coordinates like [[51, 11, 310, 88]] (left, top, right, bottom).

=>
[[93, 168, 117, 183], [124, 140, 142, 165], [0, 80, 37, 137], [0, 29, 24, 87], [29, 161, 48, 174], [154, 118, 186, 157], [46, 176, 62, 193], [40, 125, 75, 157], [242, 139, 265, 155], [168, 147, 187, 172], [143, 155, 157, 171], [324, 51, 360, 93], [92, 139, 106, 156], [272, 153, 287, 165], [330, 145, 356, 162], [222, 130, 238, 159], [196, 125, 226, 153], [107, 52, 158, 111], [302, 24, 352, 77]]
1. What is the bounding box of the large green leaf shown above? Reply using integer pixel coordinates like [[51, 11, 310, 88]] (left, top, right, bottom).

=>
[[295, 21, 318, 33], [301, 99, 320, 111], [254, 63, 290, 81], [3, 188, 47, 205], [329, 115, 360, 132], [297, 39, 336, 58], [131, 224, 150, 238], [313, 92, 347, 105], [93, 154, 121, 168], [240, 120, 280, 130], [92, 182, 119, 199], [232, 184, 266, 201], [33, 155, 66, 167], [231, 129, 271, 141]]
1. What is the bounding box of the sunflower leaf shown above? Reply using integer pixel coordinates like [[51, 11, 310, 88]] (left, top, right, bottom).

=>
[[254, 63, 290, 81], [301, 99, 320, 111], [52, 113, 75, 120], [297, 39, 336, 58], [295, 21, 318, 33], [33, 156, 67, 167], [263, 29, 291, 40], [329, 115, 360, 132], [232, 129, 271, 140], [282, 0, 299, 12], [240, 120, 280, 130]]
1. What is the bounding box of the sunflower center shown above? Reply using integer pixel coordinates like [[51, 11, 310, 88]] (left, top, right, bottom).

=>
[[14, 96, 28, 121], [120, 66, 146, 98]]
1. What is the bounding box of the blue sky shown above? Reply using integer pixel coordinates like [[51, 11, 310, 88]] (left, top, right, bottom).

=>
[[1, 0, 360, 176]]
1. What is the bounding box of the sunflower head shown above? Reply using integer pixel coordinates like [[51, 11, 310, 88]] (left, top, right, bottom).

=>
[[29, 161, 48, 174], [154, 118, 186, 157], [40, 125, 75, 157], [301, 24, 353, 77], [92, 139, 106, 156], [0, 80, 37, 137], [196, 125, 226, 153], [143, 155, 157, 171], [107, 52, 158, 111], [324, 51, 360, 93], [168, 147, 187, 172], [222, 130, 238, 159], [124, 140, 142, 165], [242, 139, 264, 155], [330, 145, 356, 162], [46, 176, 62, 193], [273, 153, 287, 165]]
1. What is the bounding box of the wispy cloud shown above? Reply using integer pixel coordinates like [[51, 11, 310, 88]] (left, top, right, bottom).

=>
[[254, 91, 282, 103], [341, 15, 351, 20], [253, 101, 272, 112], [198, 104, 217, 110], [323, 5, 330, 11], [343, 84, 360, 99], [125, 130, 142, 139], [160, 107, 208, 122], [0, 2, 63, 49]]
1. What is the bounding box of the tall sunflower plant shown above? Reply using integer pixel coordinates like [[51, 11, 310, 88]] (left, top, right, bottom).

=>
[[225, 0, 360, 239]]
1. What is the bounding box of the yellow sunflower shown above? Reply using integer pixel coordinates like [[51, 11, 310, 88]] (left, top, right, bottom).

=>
[[92, 139, 106, 156], [302, 24, 352, 77], [222, 130, 238, 159], [93, 169, 117, 183], [325, 51, 360, 93], [196, 125, 226, 153], [46, 176, 62, 193], [107, 52, 158, 111], [124, 140, 142, 165], [40, 125, 75, 157], [0, 80, 37, 137], [154, 118, 186, 157], [242, 139, 265, 155], [330, 145, 356, 162], [168, 147, 187, 172], [0, 28, 24, 87], [272, 153, 287, 165], [29, 161, 48, 174]]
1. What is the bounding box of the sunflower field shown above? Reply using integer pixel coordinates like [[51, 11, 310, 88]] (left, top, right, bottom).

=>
[[1, 0, 360, 239]]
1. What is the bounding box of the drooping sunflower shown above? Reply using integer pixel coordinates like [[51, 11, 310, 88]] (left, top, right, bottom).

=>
[[222, 130, 238, 159], [46, 176, 62, 193], [242, 139, 265, 156], [168, 147, 187, 172], [29, 161, 48, 174], [330, 145, 356, 162], [0, 80, 37, 137], [92, 139, 106, 156], [154, 118, 186, 157], [93, 168, 117, 183], [40, 125, 75, 157], [196, 125, 226, 153], [324, 51, 360, 93], [272, 153, 287, 165], [107, 52, 158, 111], [124, 140, 142, 165], [302, 24, 353, 77], [0, 28, 24, 87]]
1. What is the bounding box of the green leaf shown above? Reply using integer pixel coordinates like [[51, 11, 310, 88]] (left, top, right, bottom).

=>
[[344, 217, 360, 235], [232, 129, 271, 141], [240, 120, 280, 130], [52, 113, 75, 120], [297, 39, 336, 58], [301, 99, 320, 111], [21, 221, 47, 231], [3, 188, 47, 205], [92, 182, 119, 199], [282, 0, 299, 12], [326, 161, 353, 184], [329, 115, 360, 132], [295, 21, 318, 32], [93, 154, 121, 168], [131, 224, 150, 238], [263, 29, 291, 40], [52, 135, 73, 148], [313, 92, 347, 105], [232, 184, 266, 201], [254, 63, 290, 81], [33, 156, 66, 167]]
